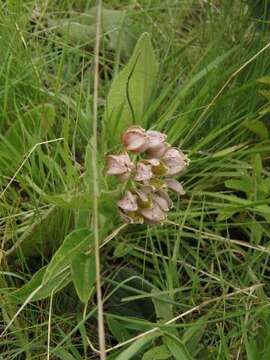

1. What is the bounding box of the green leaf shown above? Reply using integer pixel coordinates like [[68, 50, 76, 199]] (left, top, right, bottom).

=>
[[10, 206, 66, 258], [53, 348, 77, 360], [142, 345, 171, 360], [151, 289, 174, 322], [115, 334, 159, 360], [50, 7, 134, 57], [163, 333, 194, 360], [253, 153, 263, 179], [43, 228, 92, 283], [225, 178, 253, 195], [182, 317, 207, 356], [0, 103, 55, 179], [10, 266, 71, 304], [107, 316, 131, 342], [44, 192, 93, 210], [105, 32, 158, 147], [244, 119, 269, 141], [71, 253, 96, 303], [114, 243, 133, 258]]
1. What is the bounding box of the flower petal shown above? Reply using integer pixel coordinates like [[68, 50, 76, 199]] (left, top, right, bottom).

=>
[[106, 153, 134, 175], [146, 142, 168, 158], [140, 201, 166, 223], [134, 162, 153, 181], [117, 191, 138, 212], [146, 130, 167, 149], [162, 148, 189, 175], [153, 194, 170, 212], [122, 126, 147, 153], [165, 179, 186, 195]]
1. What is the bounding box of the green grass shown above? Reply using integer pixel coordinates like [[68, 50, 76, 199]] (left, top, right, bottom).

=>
[[1, 0, 270, 359]]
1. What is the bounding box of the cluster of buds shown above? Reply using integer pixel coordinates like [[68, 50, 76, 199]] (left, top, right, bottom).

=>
[[106, 126, 189, 225]]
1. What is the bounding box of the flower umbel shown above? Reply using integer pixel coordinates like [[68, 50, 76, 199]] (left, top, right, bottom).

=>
[[106, 126, 190, 225]]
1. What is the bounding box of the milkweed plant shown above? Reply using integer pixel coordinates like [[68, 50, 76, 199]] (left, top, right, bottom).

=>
[[106, 126, 190, 225]]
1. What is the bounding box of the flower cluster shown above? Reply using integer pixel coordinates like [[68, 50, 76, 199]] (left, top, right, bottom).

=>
[[106, 126, 189, 225]]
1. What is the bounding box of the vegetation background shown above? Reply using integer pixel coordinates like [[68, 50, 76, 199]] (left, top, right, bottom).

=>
[[1, 0, 270, 359]]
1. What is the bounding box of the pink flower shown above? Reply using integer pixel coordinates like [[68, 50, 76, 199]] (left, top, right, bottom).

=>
[[145, 130, 167, 158], [106, 153, 134, 181], [117, 191, 138, 212], [162, 148, 189, 176], [153, 190, 173, 211], [146, 142, 168, 158], [140, 201, 166, 225], [134, 161, 153, 182], [146, 130, 166, 148], [165, 178, 186, 195], [106, 125, 190, 226], [122, 126, 147, 153]]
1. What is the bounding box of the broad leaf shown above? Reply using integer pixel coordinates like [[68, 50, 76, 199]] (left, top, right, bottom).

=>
[[142, 345, 171, 360], [107, 316, 131, 343], [10, 266, 71, 304], [71, 253, 96, 303], [50, 7, 134, 58], [163, 333, 194, 360], [105, 32, 158, 147], [43, 228, 92, 283], [115, 334, 159, 360]]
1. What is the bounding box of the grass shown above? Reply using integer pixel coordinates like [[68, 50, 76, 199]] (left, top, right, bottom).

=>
[[1, 0, 270, 359]]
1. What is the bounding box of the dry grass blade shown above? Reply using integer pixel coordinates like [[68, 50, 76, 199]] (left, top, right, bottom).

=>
[[91, 1, 106, 359]]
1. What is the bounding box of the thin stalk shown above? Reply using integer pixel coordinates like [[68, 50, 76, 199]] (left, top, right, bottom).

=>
[[91, 1, 106, 359]]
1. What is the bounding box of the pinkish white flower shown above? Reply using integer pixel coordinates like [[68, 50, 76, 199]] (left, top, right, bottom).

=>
[[134, 161, 153, 182], [146, 142, 168, 158], [162, 148, 189, 176], [122, 126, 147, 153], [140, 201, 166, 225], [153, 192, 172, 212], [117, 191, 138, 212], [145, 130, 166, 149], [106, 125, 189, 226], [165, 178, 186, 195], [106, 153, 134, 181]]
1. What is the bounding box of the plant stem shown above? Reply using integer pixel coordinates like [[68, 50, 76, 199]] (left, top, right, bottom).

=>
[[92, 1, 106, 359]]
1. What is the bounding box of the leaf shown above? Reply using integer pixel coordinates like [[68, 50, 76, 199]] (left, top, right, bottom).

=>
[[253, 153, 263, 179], [0, 103, 55, 179], [10, 206, 67, 258], [105, 32, 158, 147], [114, 243, 133, 258], [115, 334, 159, 360], [50, 7, 135, 58], [10, 266, 71, 304], [163, 333, 194, 360], [53, 348, 77, 360], [244, 335, 259, 360], [151, 289, 174, 322], [71, 253, 96, 303], [244, 119, 269, 141], [225, 178, 253, 195], [142, 345, 171, 360], [259, 90, 270, 101], [44, 192, 93, 210], [257, 75, 270, 85], [182, 317, 207, 356], [107, 316, 131, 342], [43, 228, 92, 283]]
